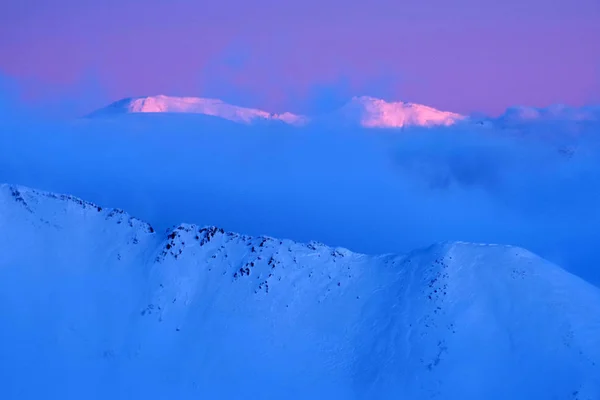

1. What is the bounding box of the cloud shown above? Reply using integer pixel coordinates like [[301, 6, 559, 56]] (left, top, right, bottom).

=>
[[1, 70, 600, 287]]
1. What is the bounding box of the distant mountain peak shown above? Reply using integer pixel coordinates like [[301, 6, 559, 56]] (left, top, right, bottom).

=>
[[89, 94, 466, 129], [88, 95, 309, 126], [329, 96, 466, 128]]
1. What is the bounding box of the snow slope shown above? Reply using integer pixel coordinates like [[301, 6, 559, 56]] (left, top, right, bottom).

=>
[[88, 95, 308, 126], [88, 95, 600, 132], [1, 184, 599, 400], [322, 96, 466, 128], [88, 95, 466, 128]]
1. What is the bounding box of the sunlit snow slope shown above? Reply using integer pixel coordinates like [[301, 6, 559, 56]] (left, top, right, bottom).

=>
[[326, 96, 466, 128], [89, 95, 466, 128], [88, 95, 308, 125], [0, 184, 599, 400]]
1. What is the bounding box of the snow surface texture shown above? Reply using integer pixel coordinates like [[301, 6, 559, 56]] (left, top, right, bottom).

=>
[[89, 94, 465, 128], [1, 184, 599, 400]]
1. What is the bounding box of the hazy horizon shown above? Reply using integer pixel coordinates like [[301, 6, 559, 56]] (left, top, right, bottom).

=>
[[1, 0, 599, 118]]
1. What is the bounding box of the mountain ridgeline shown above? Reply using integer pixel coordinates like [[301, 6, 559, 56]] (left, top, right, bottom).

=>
[[0, 184, 599, 399], [88, 94, 600, 131]]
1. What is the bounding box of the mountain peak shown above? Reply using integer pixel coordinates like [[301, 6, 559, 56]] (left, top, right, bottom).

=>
[[1, 183, 600, 398], [334, 96, 466, 128], [89, 94, 466, 129], [88, 95, 309, 126]]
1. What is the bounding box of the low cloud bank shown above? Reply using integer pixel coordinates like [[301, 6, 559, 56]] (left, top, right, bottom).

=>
[[1, 77, 599, 285]]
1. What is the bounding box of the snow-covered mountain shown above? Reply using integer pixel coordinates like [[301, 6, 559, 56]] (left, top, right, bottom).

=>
[[322, 96, 466, 128], [88, 95, 309, 126], [87, 95, 600, 132], [1, 183, 599, 399], [89, 95, 466, 129]]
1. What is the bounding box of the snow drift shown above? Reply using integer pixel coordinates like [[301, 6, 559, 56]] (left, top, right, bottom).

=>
[[1, 184, 599, 399]]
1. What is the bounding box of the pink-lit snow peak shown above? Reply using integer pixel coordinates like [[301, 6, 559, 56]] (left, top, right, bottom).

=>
[[91, 94, 466, 128]]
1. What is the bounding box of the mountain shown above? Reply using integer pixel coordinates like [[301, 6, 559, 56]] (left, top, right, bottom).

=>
[[322, 96, 466, 128], [87, 95, 600, 132], [1, 183, 599, 399], [88, 95, 466, 129], [87, 95, 309, 126]]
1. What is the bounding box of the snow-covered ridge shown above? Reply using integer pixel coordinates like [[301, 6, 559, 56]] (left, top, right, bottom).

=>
[[2, 184, 155, 234], [328, 95, 466, 128], [89, 94, 466, 128], [1, 184, 599, 399], [88, 95, 309, 126], [88, 95, 600, 130]]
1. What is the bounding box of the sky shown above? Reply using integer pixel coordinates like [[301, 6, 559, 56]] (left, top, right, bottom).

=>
[[0, 0, 599, 116]]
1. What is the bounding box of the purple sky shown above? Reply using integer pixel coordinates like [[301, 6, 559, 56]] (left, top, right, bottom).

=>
[[1, 0, 599, 115]]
